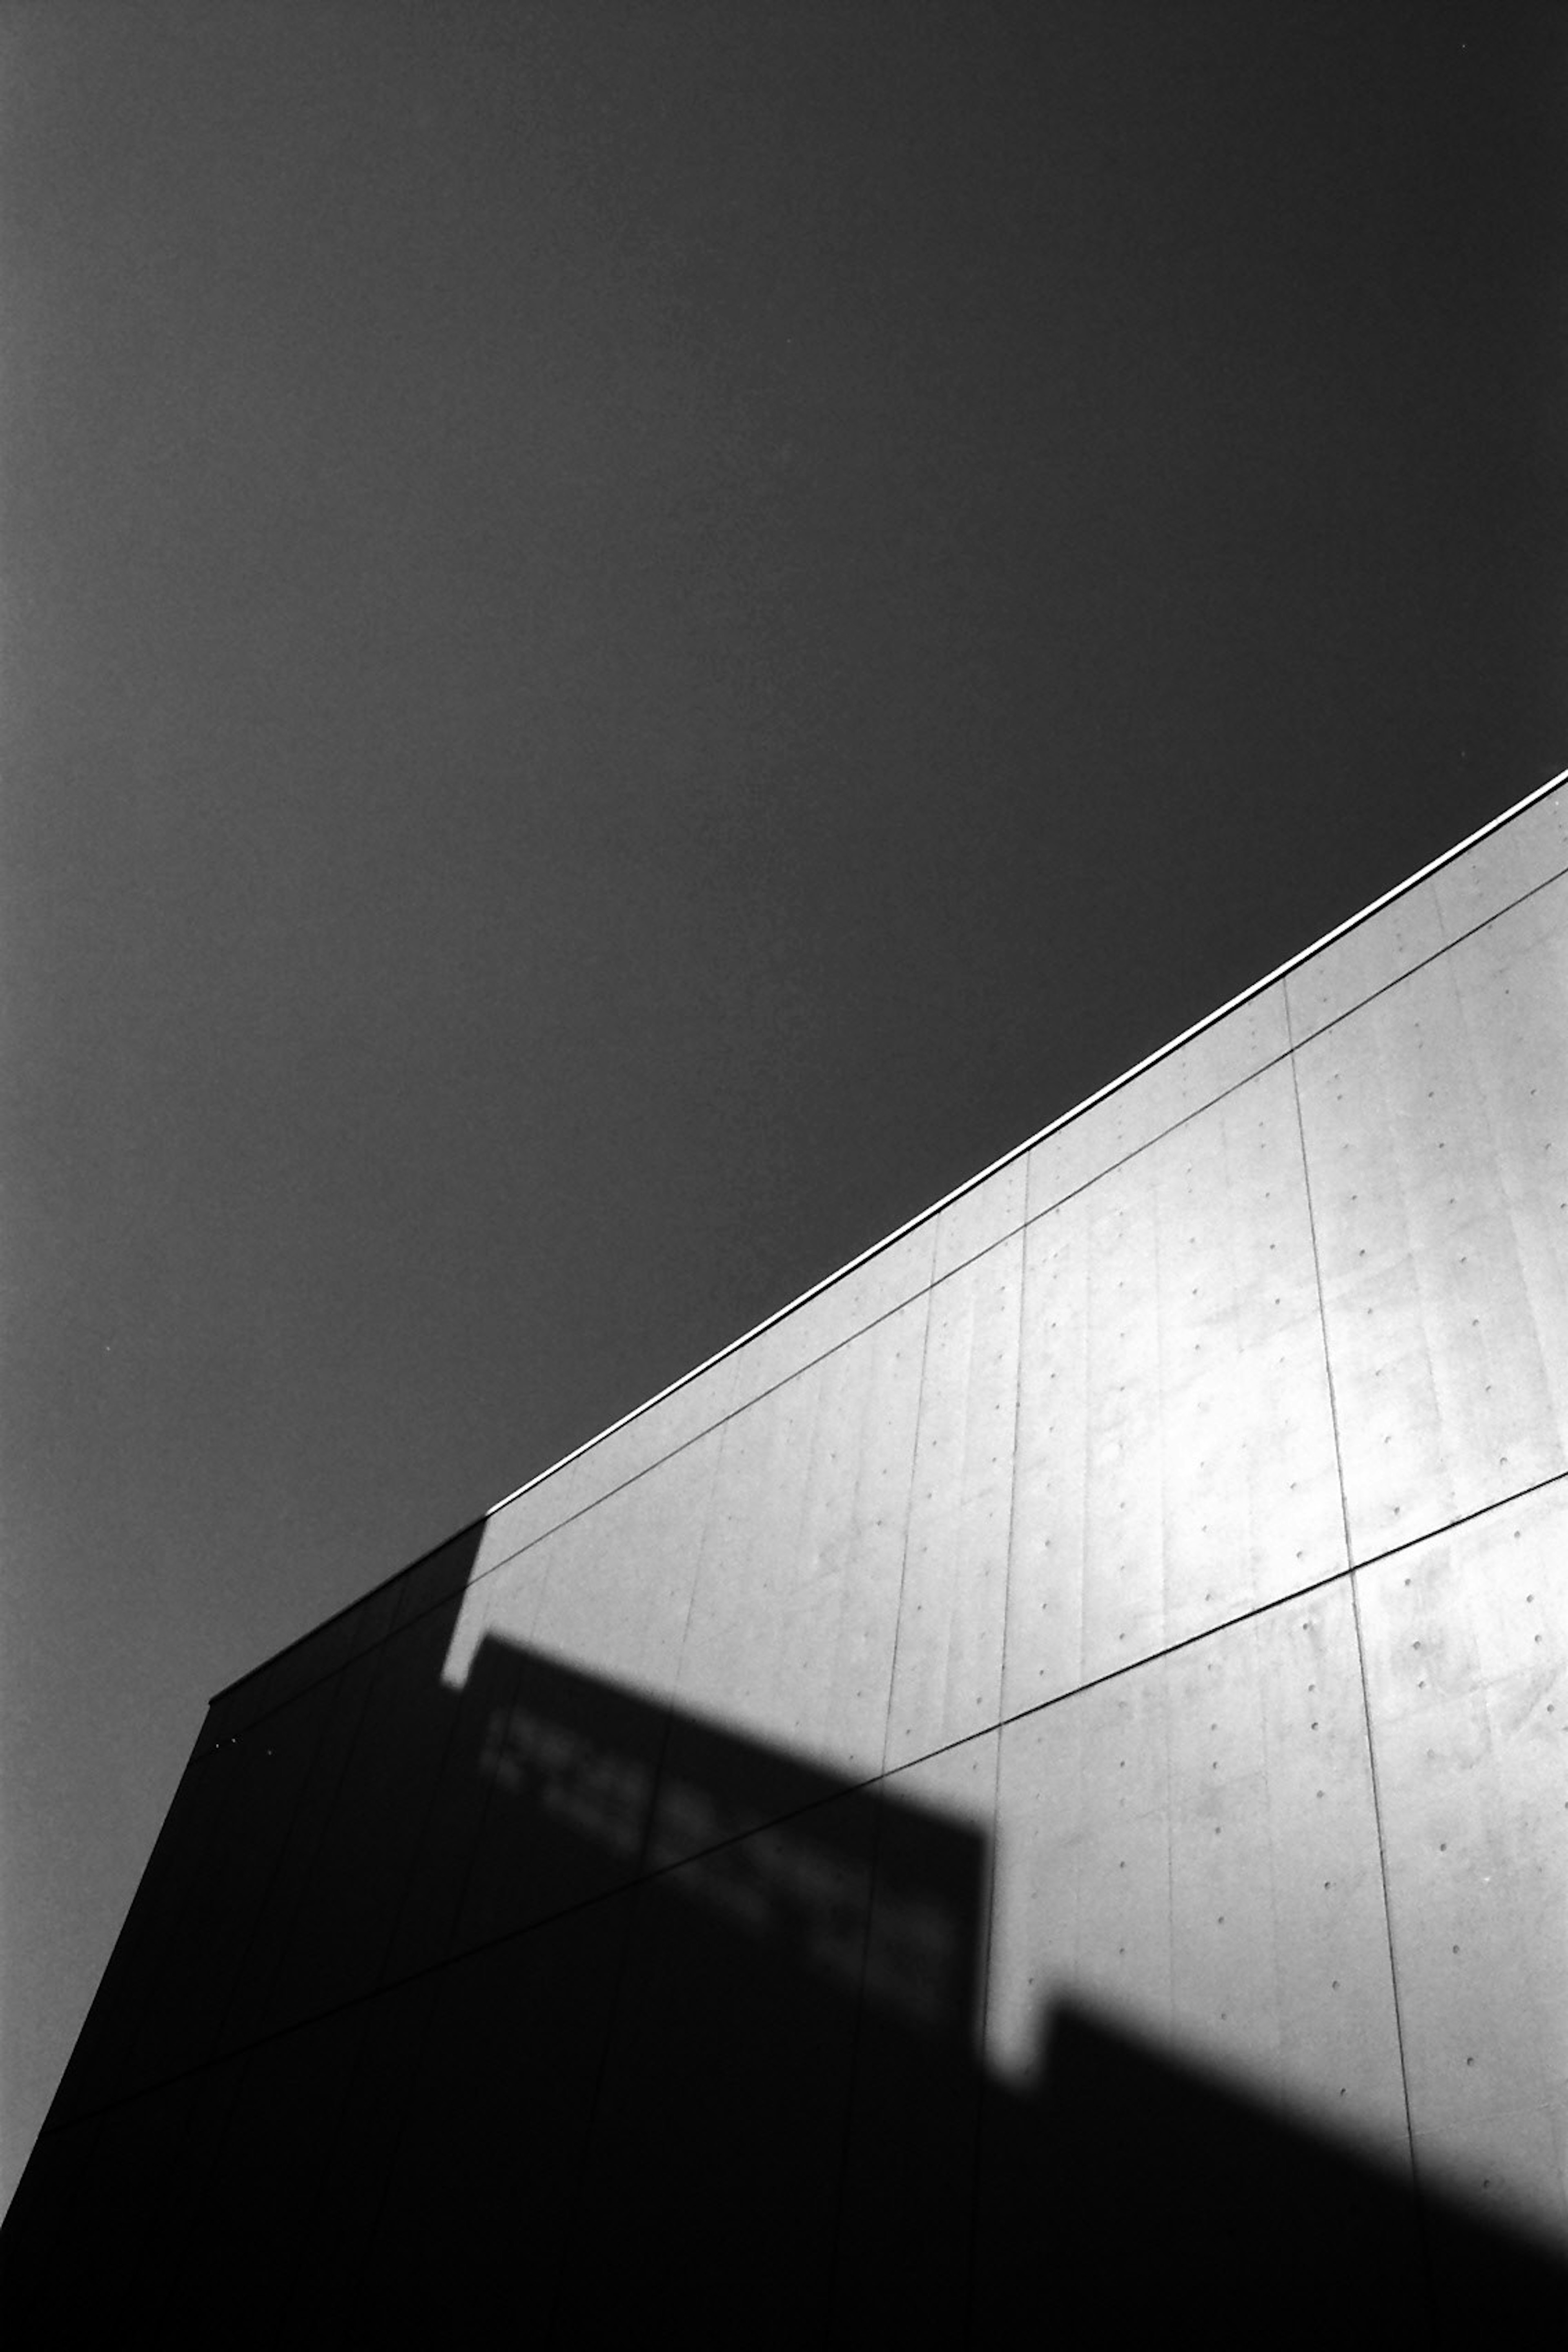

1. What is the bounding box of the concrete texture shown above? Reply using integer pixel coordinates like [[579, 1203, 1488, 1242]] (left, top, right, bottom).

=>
[[1359, 1482, 1568, 2243], [5, 781, 1567, 2339], [1298, 874, 1568, 1558]]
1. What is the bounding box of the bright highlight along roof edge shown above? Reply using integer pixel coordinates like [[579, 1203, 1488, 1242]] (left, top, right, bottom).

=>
[[211, 762, 1568, 1702]]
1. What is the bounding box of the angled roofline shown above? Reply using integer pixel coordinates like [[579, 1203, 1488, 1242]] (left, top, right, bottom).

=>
[[484, 762, 1568, 1520], [209, 765, 1568, 1703]]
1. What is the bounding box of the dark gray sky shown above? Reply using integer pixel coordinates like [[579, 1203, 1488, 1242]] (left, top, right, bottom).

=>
[[2, 0, 1563, 2208]]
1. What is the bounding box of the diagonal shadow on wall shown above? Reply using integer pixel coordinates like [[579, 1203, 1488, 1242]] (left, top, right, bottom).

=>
[[2, 1567, 1562, 2345]]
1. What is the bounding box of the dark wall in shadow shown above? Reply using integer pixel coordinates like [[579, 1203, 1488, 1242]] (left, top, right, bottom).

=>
[[979, 2001, 1567, 2347], [3, 1588, 1563, 2346]]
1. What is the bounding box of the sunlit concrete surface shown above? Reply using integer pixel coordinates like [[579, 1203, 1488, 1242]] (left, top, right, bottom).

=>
[[1359, 1481, 1568, 2245], [4, 778, 1567, 2339]]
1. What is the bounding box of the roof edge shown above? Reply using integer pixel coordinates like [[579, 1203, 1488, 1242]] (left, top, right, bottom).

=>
[[209, 765, 1568, 1706], [481, 765, 1568, 1514]]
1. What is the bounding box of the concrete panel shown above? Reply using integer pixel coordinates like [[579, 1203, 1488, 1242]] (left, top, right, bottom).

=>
[[666, 1359, 821, 1779], [48, 1724, 245, 2123], [1147, 1070, 1343, 1646], [1285, 873, 1447, 1046], [932, 1154, 1027, 1285], [1006, 1064, 1342, 1711], [450, 1620, 677, 1955], [389, 1519, 496, 1633], [874, 1731, 997, 2038], [1158, 1600, 1402, 2157], [153, 2017, 365, 2329], [1004, 1207, 1093, 1717], [1024, 982, 1289, 1221], [461, 1222, 933, 1606], [1298, 911, 1568, 1560], [379, 1581, 558, 1979], [525, 1420, 722, 1706], [451, 1223, 931, 1608], [723, 1214, 938, 1414], [988, 1586, 1406, 2165], [438, 1502, 558, 1688], [973, 1992, 1434, 2344], [215, 1645, 385, 2049], [1434, 781, 1568, 942], [1248, 1591, 1407, 2146], [1166, 1751, 1283, 2089], [209, 1579, 401, 1744], [118, 1674, 344, 2091], [662, 1302, 927, 1791], [10, 2065, 324, 2335], [832, 1735, 995, 2341], [122, 2050, 250, 2314], [359, 1897, 631, 2339], [459, 1422, 674, 1602], [428, 1437, 724, 1956], [274, 1971, 440, 2342], [463, 1459, 601, 1589], [254, 1603, 465, 2036], [47, 2071, 213, 2328], [474, 1348, 740, 1570], [779, 1294, 929, 1772], [885, 1235, 1022, 1769], [456, 1305, 929, 1882], [459, 1642, 889, 1982], [659, 1307, 929, 1810], [987, 1674, 1171, 2085], [1463, 854, 1568, 960], [1358, 1485, 1568, 2247], [565, 1798, 874, 2341]]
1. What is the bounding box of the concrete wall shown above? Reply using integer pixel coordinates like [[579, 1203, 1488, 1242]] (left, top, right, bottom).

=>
[[5, 783, 1566, 2341]]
